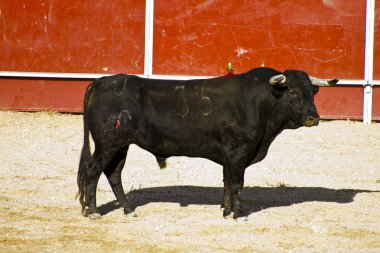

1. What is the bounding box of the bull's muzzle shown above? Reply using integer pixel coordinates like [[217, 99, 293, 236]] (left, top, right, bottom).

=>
[[304, 116, 320, 127]]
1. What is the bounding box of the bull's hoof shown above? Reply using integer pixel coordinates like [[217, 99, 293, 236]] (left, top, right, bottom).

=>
[[83, 206, 101, 220], [223, 209, 233, 219], [232, 209, 244, 220], [88, 212, 102, 220], [234, 216, 249, 222], [223, 210, 247, 220], [124, 208, 138, 217]]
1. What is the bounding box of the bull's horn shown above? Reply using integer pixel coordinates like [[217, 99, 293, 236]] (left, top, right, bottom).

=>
[[269, 75, 286, 86], [309, 76, 339, 86]]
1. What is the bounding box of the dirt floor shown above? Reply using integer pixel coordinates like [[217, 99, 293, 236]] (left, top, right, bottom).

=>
[[0, 111, 380, 252]]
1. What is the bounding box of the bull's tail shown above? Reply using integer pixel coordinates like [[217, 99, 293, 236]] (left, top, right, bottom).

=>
[[76, 85, 92, 214]]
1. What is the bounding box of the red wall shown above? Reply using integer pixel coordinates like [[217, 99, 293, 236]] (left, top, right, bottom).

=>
[[0, 1, 145, 74], [153, 0, 366, 79], [0, 0, 145, 113], [315, 86, 363, 120], [372, 0, 380, 120], [374, 0, 380, 80], [373, 87, 380, 120], [0, 0, 378, 120], [0, 78, 89, 112]]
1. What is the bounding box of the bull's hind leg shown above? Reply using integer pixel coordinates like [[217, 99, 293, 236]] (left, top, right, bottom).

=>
[[104, 146, 136, 217], [84, 147, 115, 219]]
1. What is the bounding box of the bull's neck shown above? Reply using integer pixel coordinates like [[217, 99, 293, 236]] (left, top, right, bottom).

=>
[[264, 101, 291, 139], [248, 83, 292, 137], [241, 82, 293, 165]]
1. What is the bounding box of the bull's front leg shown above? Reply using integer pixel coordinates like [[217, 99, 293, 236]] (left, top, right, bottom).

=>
[[221, 182, 232, 217], [221, 165, 245, 219], [230, 179, 244, 219]]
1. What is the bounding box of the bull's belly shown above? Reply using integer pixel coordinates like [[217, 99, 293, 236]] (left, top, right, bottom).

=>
[[131, 121, 271, 167], [134, 130, 222, 163]]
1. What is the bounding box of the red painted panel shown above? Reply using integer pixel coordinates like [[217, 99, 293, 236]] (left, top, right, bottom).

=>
[[0, 78, 89, 112], [0, 1, 145, 74], [153, 0, 366, 79], [374, 0, 380, 80], [373, 87, 380, 120], [315, 86, 363, 120]]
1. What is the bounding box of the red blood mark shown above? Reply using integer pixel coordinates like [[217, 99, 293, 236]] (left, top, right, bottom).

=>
[[223, 71, 234, 77], [115, 110, 131, 129]]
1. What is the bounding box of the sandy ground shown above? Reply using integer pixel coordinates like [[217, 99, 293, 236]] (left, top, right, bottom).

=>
[[0, 111, 380, 252]]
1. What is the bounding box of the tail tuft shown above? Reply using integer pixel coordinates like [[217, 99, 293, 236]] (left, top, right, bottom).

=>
[[77, 141, 91, 214]]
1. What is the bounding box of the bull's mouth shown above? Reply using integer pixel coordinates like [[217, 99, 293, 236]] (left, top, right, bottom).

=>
[[303, 116, 320, 127]]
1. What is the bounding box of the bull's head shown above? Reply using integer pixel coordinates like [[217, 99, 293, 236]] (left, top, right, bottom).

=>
[[269, 70, 338, 128]]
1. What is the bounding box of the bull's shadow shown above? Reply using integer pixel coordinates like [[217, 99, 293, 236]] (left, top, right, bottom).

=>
[[98, 185, 375, 216]]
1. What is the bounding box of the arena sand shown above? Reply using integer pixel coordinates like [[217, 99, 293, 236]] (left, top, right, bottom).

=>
[[1, 111, 379, 252]]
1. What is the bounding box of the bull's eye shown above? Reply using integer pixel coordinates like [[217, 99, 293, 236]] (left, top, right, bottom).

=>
[[288, 89, 297, 96]]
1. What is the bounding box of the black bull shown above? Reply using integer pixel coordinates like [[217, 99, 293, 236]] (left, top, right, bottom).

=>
[[77, 67, 338, 219]]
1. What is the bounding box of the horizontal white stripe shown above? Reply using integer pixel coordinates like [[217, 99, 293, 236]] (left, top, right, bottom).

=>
[[0, 71, 378, 86], [0, 71, 110, 79]]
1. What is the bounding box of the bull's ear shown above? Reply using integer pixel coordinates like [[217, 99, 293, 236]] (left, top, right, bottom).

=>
[[269, 74, 287, 87], [269, 74, 287, 98]]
